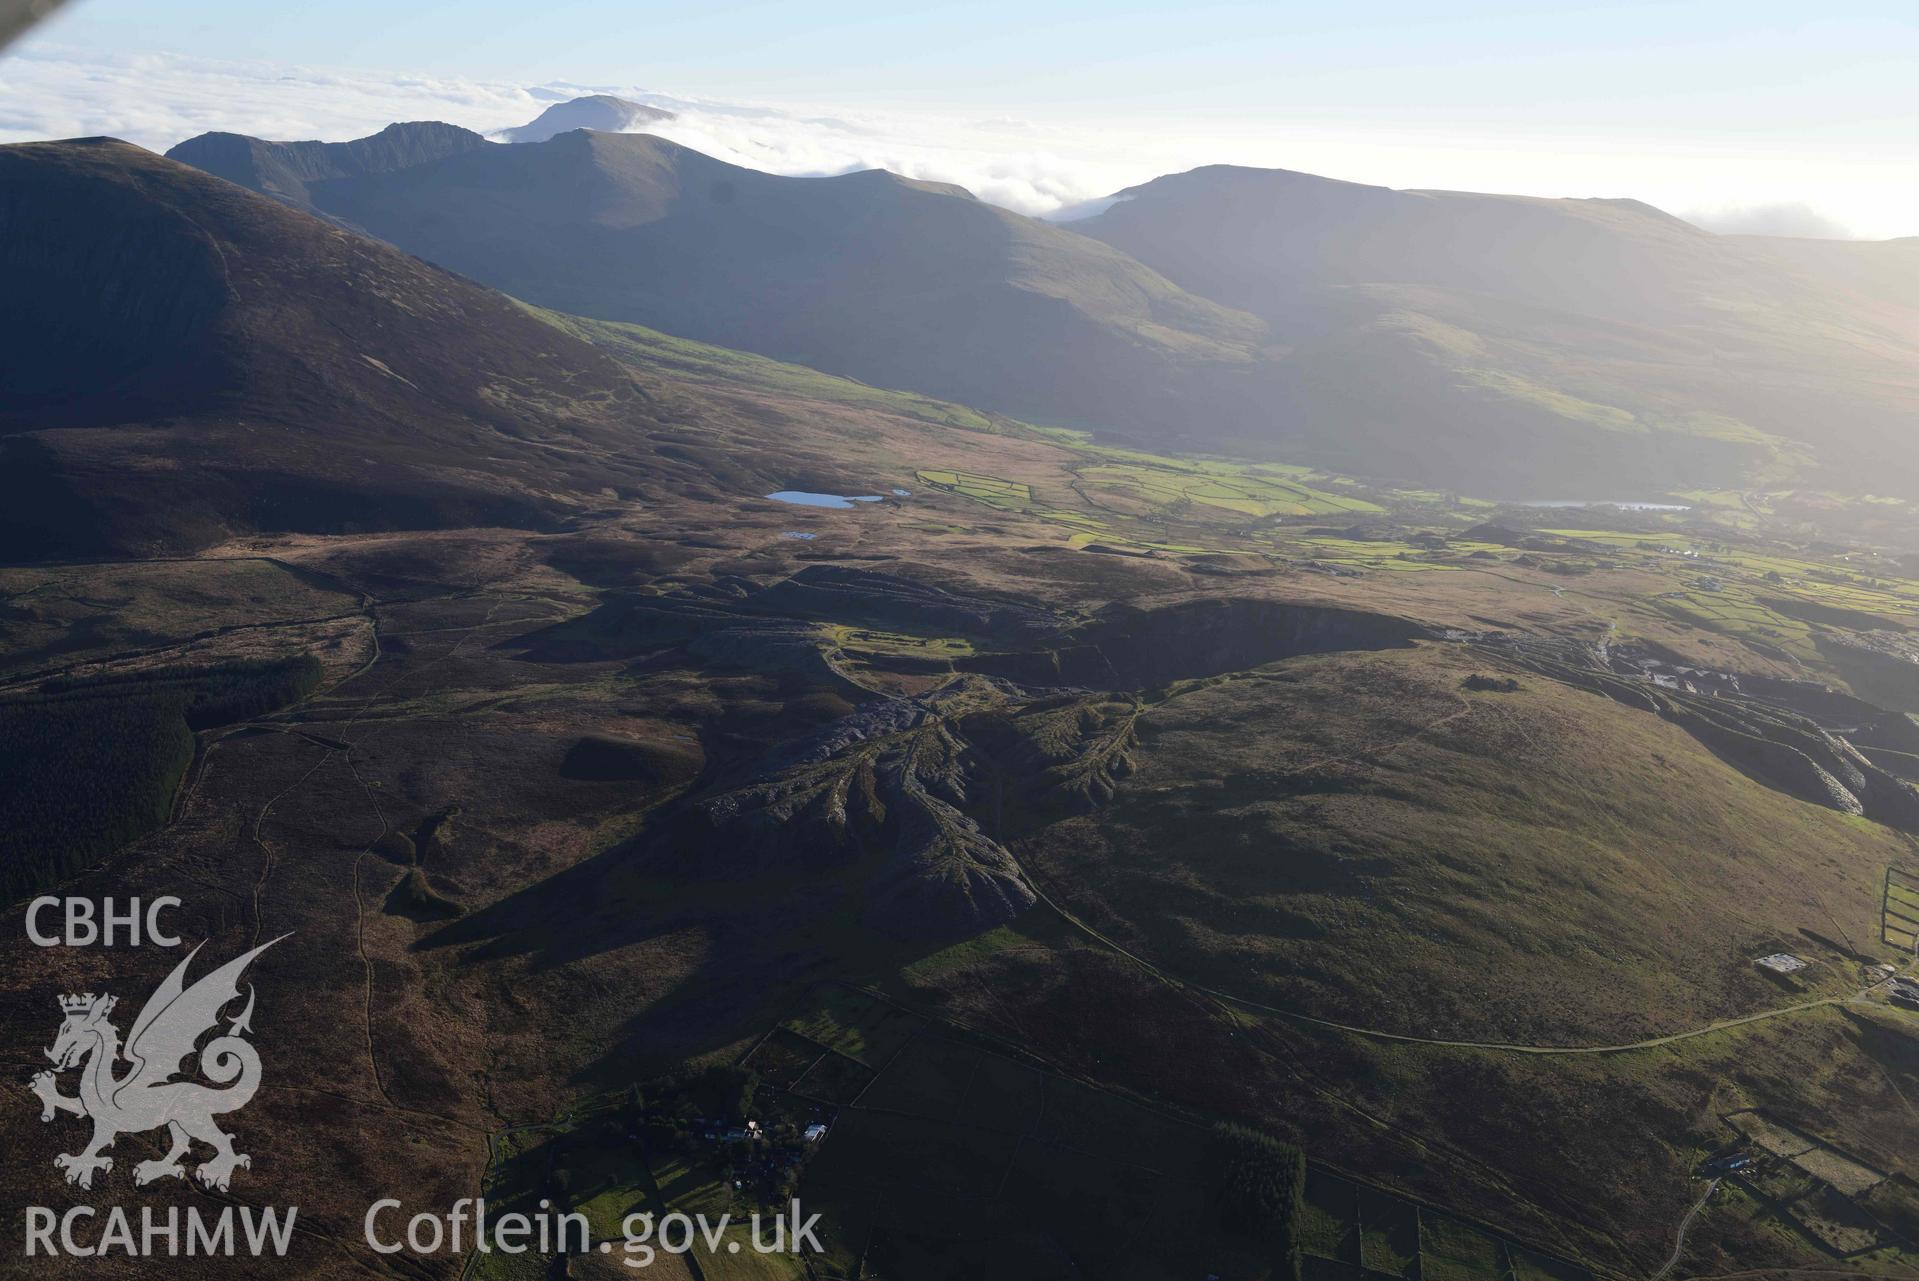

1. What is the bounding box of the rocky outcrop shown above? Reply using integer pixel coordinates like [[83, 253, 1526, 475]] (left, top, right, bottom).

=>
[[696, 714, 1034, 941], [965, 695, 1143, 813]]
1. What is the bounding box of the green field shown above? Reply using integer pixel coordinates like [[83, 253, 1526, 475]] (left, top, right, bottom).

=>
[[1298, 1168, 1543, 1281], [1074, 455, 1383, 519], [535, 307, 1005, 434], [1887, 870, 1919, 948]]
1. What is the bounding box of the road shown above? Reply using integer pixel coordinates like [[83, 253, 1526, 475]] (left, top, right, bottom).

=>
[[1651, 1178, 1718, 1281]]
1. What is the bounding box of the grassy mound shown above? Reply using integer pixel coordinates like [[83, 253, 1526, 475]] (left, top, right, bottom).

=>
[[1016, 644, 1908, 1044]]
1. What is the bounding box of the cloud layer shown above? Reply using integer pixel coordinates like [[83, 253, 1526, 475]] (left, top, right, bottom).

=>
[[0, 44, 1900, 237], [1683, 202, 1858, 240], [0, 45, 1155, 215]]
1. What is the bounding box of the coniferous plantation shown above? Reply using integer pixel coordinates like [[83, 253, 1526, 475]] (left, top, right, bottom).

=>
[[3, 7, 1919, 1280], [0, 656, 320, 898], [1212, 1123, 1307, 1277]]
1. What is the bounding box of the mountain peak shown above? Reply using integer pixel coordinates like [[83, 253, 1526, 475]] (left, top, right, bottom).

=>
[[166, 120, 488, 210], [495, 94, 675, 144], [1115, 163, 1394, 201]]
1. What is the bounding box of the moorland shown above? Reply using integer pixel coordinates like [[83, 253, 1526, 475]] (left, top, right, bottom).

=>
[[2, 127, 1918, 1281]]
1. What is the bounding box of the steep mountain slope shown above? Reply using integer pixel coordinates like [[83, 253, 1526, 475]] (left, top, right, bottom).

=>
[[166, 126, 1270, 438], [494, 93, 674, 142], [0, 137, 674, 559], [1073, 165, 1919, 494], [169, 126, 1919, 498]]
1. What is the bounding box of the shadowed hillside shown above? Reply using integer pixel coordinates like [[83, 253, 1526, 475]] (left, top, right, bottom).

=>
[[168, 126, 1271, 440], [0, 137, 682, 558], [169, 126, 1919, 498]]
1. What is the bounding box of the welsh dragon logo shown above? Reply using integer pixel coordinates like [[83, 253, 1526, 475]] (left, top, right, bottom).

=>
[[30, 936, 286, 1191]]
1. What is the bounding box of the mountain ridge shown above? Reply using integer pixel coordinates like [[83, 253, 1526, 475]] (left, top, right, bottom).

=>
[[163, 126, 1271, 439], [166, 120, 489, 211], [1072, 160, 1919, 492], [160, 124, 1919, 498]]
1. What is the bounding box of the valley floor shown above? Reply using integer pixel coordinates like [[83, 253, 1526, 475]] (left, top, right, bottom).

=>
[[6, 459, 1919, 1280]]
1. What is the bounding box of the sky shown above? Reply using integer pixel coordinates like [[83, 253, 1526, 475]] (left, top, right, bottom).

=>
[[3, 0, 1914, 236]]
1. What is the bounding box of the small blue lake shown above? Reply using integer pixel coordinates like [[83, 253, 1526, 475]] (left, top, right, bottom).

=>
[[1512, 499, 1691, 512], [765, 491, 886, 509]]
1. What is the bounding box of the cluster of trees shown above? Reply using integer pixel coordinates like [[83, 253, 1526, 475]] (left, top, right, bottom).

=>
[[1, 655, 322, 901], [627, 1068, 819, 1202], [0, 693, 194, 902], [1211, 1122, 1306, 1281], [636, 1065, 762, 1139], [40, 654, 323, 730]]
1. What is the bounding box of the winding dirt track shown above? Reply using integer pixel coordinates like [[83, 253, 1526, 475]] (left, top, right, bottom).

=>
[[243, 593, 545, 1104], [1651, 1178, 1718, 1281]]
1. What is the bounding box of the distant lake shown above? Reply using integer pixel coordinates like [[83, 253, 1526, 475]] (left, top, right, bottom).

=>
[[1511, 499, 1692, 512], [765, 491, 885, 509]]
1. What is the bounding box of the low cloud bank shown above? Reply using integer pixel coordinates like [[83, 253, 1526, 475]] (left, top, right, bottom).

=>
[[1685, 202, 1857, 240], [0, 45, 1142, 214], [0, 44, 1892, 235]]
